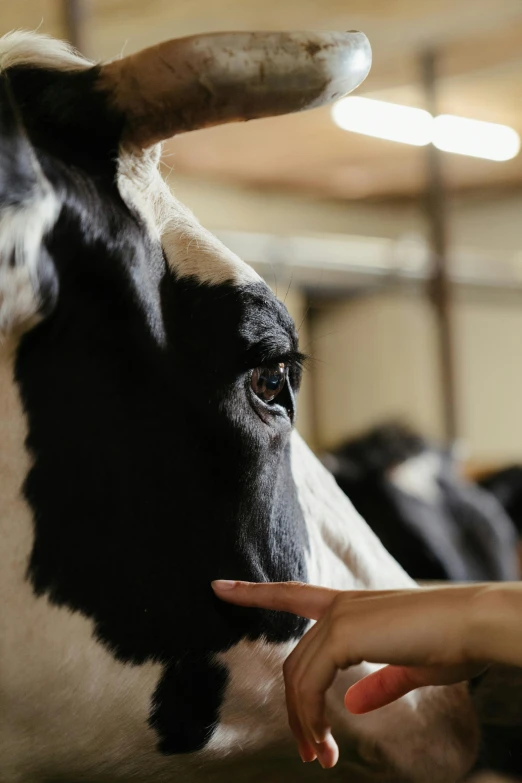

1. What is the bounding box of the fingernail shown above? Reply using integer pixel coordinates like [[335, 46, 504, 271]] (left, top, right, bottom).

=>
[[212, 580, 237, 590], [316, 748, 330, 770], [312, 729, 329, 744], [298, 744, 317, 763]]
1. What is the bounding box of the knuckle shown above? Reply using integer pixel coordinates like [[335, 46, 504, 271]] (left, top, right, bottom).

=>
[[283, 581, 307, 599], [299, 684, 321, 708], [327, 622, 352, 662], [295, 673, 321, 703], [326, 616, 344, 643], [287, 718, 302, 742], [330, 593, 349, 618]]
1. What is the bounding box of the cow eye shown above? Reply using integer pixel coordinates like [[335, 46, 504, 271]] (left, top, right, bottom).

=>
[[251, 363, 287, 402]]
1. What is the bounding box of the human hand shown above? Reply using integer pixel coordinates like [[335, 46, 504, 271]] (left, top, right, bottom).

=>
[[212, 580, 489, 769]]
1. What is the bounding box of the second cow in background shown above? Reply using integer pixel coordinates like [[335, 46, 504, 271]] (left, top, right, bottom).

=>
[[325, 423, 520, 582]]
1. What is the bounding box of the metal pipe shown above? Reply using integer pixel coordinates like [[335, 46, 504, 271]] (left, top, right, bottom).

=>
[[63, 0, 87, 54], [215, 229, 522, 292], [422, 50, 458, 442]]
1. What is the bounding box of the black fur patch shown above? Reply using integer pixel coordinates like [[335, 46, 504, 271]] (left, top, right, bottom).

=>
[[479, 465, 522, 535], [8, 66, 308, 754], [6, 65, 124, 173], [0, 72, 41, 205]]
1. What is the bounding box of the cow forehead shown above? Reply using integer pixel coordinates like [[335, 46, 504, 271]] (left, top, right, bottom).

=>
[[116, 146, 262, 288]]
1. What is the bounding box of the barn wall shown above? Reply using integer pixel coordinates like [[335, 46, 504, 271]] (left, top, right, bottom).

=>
[[310, 288, 522, 465], [454, 289, 522, 465], [173, 174, 522, 266], [450, 192, 522, 258], [309, 292, 445, 450]]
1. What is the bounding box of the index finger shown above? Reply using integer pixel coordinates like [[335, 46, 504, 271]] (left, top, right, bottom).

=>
[[211, 580, 342, 620]]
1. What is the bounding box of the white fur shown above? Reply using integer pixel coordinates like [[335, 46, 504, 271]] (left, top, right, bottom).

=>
[[389, 451, 442, 504], [0, 186, 60, 334], [292, 433, 415, 590], [0, 31, 65, 336], [117, 146, 261, 287], [0, 30, 91, 71]]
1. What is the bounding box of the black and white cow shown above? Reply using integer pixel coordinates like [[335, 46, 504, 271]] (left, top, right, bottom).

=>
[[0, 30, 477, 783], [479, 465, 522, 538], [325, 423, 519, 582]]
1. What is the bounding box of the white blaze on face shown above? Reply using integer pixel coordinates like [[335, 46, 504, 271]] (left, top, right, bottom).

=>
[[116, 146, 262, 288], [290, 431, 415, 590]]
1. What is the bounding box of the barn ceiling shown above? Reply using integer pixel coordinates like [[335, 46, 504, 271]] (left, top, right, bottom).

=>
[[3, 0, 522, 200]]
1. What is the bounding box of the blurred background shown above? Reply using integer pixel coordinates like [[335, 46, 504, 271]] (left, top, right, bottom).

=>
[[6, 2, 522, 777]]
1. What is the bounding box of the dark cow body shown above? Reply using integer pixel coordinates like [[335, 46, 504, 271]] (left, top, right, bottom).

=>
[[479, 465, 522, 536], [327, 423, 519, 582]]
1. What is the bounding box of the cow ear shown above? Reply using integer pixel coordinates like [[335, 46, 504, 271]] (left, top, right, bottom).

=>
[[0, 71, 59, 335], [0, 72, 45, 205]]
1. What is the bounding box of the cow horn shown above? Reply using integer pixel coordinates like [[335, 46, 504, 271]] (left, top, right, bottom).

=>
[[99, 31, 372, 148]]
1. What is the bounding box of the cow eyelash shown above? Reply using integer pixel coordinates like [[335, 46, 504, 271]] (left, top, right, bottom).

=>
[[248, 350, 307, 373], [285, 350, 308, 371]]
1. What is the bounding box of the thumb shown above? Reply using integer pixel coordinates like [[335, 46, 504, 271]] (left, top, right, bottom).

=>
[[211, 580, 342, 620], [345, 666, 429, 714], [345, 662, 477, 714]]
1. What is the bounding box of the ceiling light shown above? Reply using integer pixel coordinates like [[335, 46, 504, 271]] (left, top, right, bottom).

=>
[[332, 98, 521, 162], [433, 115, 520, 161], [331, 96, 432, 147]]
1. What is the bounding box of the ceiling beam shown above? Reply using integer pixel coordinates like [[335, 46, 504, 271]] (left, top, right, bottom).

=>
[[358, 177, 522, 205], [363, 20, 522, 95]]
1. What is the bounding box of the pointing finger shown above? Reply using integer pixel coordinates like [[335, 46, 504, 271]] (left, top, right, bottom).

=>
[[212, 580, 342, 620]]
